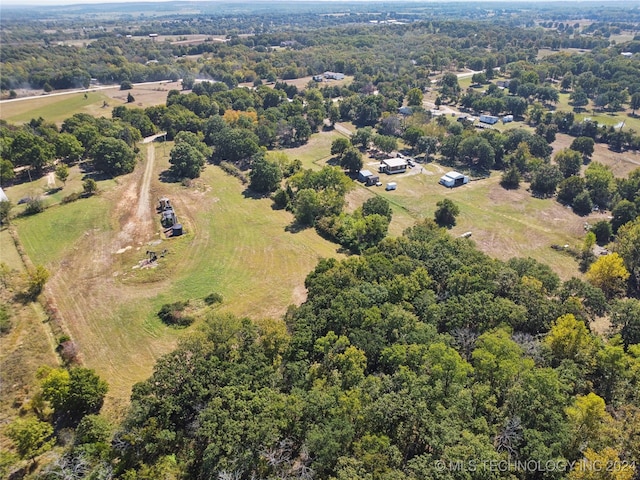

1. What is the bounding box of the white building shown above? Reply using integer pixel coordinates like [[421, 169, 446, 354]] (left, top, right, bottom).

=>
[[439, 171, 469, 188]]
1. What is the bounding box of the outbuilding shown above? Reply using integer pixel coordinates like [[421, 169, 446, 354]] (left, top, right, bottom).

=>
[[0, 187, 8, 203], [358, 169, 374, 182], [365, 175, 380, 186], [502, 115, 514, 123], [380, 157, 408, 174], [480, 115, 499, 125], [439, 171, 470, 188]]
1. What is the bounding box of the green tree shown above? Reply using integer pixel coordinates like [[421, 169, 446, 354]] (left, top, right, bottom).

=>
[[531, 164, 563, 197], [340, 147, 363, 174], [434, 199, 460, 228], [169, 142, 206, 179], [611, 199, 637, 233], [91, 137, 136, 176], [586, 253, 630, 298], [406, 88, 424, 106], [439, 72, 461, 103], [630, 92, 640, 117], [351, 128, 373, 149], [570, 136, 595, 161], [573, 190, 594, 216], [557, 176, 585, 205], [41, 367, 108, 424], [249, 157, 282, 193], [614, 218, 640, 291], [127, 92, 135, 103], [458, 136, 495, 170], [501, 165, 521, 189], [55, 163, 69, 186], [294, 188, 321, 226], [372, 134, 397, 154], [585, 162, 614, 209], [555, 149, 583, 178], [331, 137, 351, 157], [74, 414, 111, 445], [0, 158, 16, 184], [610, 299, 640, 348], [5, 417, 54, 463], [362, 196, 392, 221], [591, 220, 612, 245]]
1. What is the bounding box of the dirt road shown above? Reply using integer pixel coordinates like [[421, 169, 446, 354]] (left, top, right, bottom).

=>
[[136, 143, 155, 223]]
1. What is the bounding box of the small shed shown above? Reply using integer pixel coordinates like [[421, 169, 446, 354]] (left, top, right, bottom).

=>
[[358, 169, 374, 182], [398, 106, 413, 116], [172, 224, 183, 236], [439, 171, 469, 188], [365, 175, 380, 186], [502, 115, 514, 123], [386, 182, 397, 191], [0, 187, 8, 203], [380, 157, 408, 174]]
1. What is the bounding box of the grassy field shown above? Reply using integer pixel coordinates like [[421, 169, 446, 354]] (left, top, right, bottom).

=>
[[14, 195, 112, 266], [0, 82, 174, 126], [0, 227, 59, 451], [10, 141, 345, 409]]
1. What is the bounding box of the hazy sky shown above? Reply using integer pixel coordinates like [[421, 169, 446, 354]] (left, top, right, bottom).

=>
[[5, 0, 631, 6]]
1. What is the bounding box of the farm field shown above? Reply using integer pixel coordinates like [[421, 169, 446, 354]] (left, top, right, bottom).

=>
[[0, 81, 175, 125]]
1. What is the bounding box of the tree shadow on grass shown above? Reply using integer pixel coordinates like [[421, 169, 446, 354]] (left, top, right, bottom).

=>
[[158, 169, 182, 184], [285, 222, 311, 234], [241, 188, 271, 200]]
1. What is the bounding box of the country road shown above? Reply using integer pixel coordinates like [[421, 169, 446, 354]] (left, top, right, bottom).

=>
[[136, 143, 155, 223]]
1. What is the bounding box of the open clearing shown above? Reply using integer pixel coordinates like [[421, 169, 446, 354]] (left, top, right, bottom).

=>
[[0, 81, 175, 125], [8, 140, 344, 410]]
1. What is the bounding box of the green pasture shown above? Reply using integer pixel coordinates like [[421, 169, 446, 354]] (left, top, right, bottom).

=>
[[364, 163, 590, 280], [14, 194, 112, 266], [0, 91, 111, 125]]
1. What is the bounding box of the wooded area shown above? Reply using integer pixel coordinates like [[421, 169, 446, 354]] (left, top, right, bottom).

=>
[[1, 1, 640, 478]]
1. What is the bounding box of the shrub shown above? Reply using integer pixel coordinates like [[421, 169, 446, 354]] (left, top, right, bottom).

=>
[[83, 179, 98, 195], [120, 81, 133, 90], [219, 162, 248, 184], [158, 301, 194, 327], [204, 292, 223, 305], [62, 192, 82, 204], [24, 197, 45, 215], [0, 304, 11, 335]]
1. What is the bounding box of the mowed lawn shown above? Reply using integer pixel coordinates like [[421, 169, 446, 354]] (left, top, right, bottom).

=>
[[1, 82, 173, 125], [0, 91, 113, 125]]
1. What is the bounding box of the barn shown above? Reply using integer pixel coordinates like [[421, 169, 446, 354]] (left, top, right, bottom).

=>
[[439, 171, 469, 188]]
